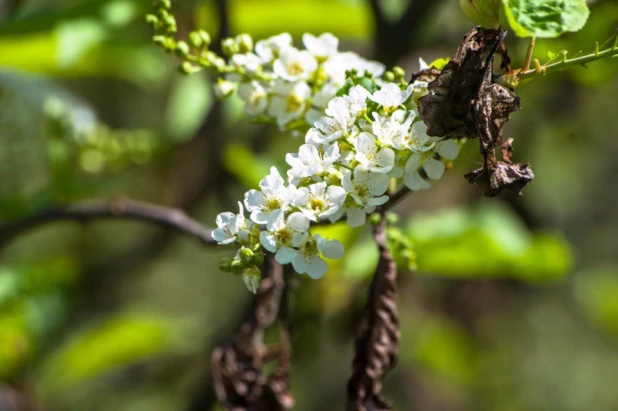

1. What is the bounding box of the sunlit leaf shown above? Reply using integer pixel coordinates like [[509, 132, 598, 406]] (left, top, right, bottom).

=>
[[501, 0, 590, 38]]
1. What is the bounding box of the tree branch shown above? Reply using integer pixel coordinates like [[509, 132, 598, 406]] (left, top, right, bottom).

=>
[[0, 199, 215, 248]]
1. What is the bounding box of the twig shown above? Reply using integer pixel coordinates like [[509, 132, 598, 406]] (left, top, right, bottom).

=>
[[347, 213, 400, 410], [0, 199, 215, 248]]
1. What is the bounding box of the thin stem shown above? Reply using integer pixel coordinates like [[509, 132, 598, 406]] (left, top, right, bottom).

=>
[[498, 33, 618, 87], [0, 199, 215, 248], [521, 36, 536, 72]]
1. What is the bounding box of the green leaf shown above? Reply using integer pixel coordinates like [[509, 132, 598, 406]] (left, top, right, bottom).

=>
[[501, 0, 590, 38]]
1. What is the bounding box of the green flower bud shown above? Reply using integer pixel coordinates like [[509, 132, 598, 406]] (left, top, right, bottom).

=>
[[230, 259, 244, 275], [152, 35, 167, 47], [368, 212, 382, 226], [253, 251, 265, 266], [212, 57, 226, 71], [239, 247, 255, 264], [174, 41, 190, 57], [221, 38, 239, 56], [158, 0, 171, 10], [219, 258, 232, 273], [179, 61, 201, 75], [188, 31, 203, 49], [383, 71, 395, 82], [459, 0, 501, 28], [145, 14, 159, 29], [386, 212, 399, 225], [199, 31, 211, 47], [392, 66, 405, 79], [236, 33, 253, 53]]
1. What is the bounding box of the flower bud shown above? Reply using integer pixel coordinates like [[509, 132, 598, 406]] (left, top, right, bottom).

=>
[[158, 0, 171, 10], [239, 247, 255, 264], [219, 258, 232, 273], [199, 31, 211, 47], [230, 259, 244, 275], [214, 79, 237, 98], [236, 34, 253, 53], [152, 35, 167, 47], [179, 61, 201, 75], [458, 0, 501, 28], [383, 71, 395, 82], [145, 14, 159, 29], [212, 57, 226, 72], [221, 38, 239, 56], [392, 66, 406, 79], [386, 212, 399, 224], [188, 31, 203, 49], [368, 212, 382, 226], [174, 41, 190, 57], [253, 251, 265, 266]]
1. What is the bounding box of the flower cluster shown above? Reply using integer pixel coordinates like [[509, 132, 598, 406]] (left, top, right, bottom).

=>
[[213, 32, 386, 129], [213, 72, 461, 292]]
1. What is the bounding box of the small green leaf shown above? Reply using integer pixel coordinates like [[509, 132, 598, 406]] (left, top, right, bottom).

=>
[[501, 0, 590, 38]]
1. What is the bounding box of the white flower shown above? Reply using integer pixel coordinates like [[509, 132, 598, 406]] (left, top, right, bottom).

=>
[[268, 81, 311, 126], [403, 171, 431, 191], [303, 33, 338, 60], [274, 48, 318, 81], [231, 53, 263, 74], [244, 167, 294, 228], [370, 83, 414, 112], [260, 210, 310, 262], [372, 111, 413, 147], [342, 166, 389, 208], [405, 152, 445, 180], [255, 33, 293, 62], [290, 234, 344, 279], [354, 132, 395, 173], [392, 120, 433, 152], [345, 85, 371, 118], [286, 143, 340, 181], [418, 57, 430, 71], [294, 182, 346, 221], [212, 202, 246, 245], [237, 81, 268, 116]]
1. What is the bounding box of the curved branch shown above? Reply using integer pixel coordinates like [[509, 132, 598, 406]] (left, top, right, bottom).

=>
[[0, 199, 215, 247]]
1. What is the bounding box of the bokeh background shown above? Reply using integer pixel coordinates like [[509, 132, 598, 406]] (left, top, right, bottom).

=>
[[1, 0, 617, 410]]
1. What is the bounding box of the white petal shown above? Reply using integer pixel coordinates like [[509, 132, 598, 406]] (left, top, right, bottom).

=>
[[287, 212, 310, 232], [404, 172, 430, 191], [373, 148, 395, 172], [437, 139, 459, 160], [424, 158, 445, 180], [276, 246, 298, 264], [317, 236, 344, 259], [302, 255, 328, 279], [244, 190, 266, 212], [346, 208, 366, 227], [215, 212, 235, 228], [260, 231, 278, 252], [405, 153, 422, 173], [366, 172, 390, 196]]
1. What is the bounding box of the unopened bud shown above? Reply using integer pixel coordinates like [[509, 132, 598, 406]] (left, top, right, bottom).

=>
[[239, 247, 255, 264], [219, 258, 232, 273], [386, 212, 399, 224], [199, 30, 211, 47], [242, 267, 261, 294], [392, 66, 405, 79], [145, 14, 159, 29], [253, 252, 265, 266], [174, 41, 189, 57], [152, 35, 167, 47], [236, 34, 253, 53], [230, 259, 244, 275], [188, 31, 203, 48], [368, 212, 382, 226], [158, 0, 172, 10], [221, 38, 239, 56], [179, 61, 201, 75], [383, 71, 395, 82]]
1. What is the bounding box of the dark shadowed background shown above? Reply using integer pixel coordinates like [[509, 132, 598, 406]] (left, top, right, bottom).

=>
[[1, 0, 618, 410]]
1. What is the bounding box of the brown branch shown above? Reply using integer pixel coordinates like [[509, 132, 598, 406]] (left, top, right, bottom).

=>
[[0, 199, 215, 248], [347, 213, 400, 410], [211, 254, 293, 410]]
